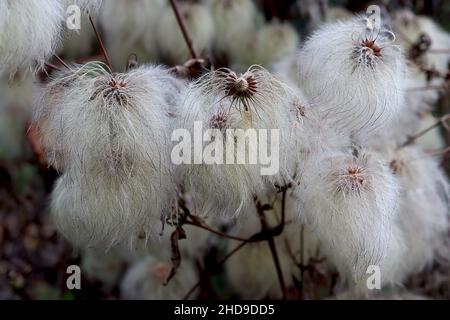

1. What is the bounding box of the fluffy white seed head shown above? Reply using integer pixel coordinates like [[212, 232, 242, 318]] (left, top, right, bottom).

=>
[[297, 16, 407, 140], [175, 66, 297, 216], [40, 63, 184, 247], [34, 63, 182, 172], [299, 149, 405, 286], [389, 146, 449, 279], [0, 0, 64, 75], [120, 256, 197, 300], [156, 2, 214, 65]]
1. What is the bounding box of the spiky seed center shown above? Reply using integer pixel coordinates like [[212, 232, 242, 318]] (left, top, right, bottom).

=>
[[225, 71, 258, 100], [341, 166, 366, 191], [361, 39, 382, 57]]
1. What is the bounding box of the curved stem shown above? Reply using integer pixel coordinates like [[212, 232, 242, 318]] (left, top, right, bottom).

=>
[[169, 0, 199, 59]]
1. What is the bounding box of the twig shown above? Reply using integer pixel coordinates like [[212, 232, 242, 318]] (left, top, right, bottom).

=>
[[88, 14, 113, 71], [52, 54, 71, 70], [428, 49, 450, 54], [184, 220, 251, 242], [406, 85, 448, 92], [44, 62, 62, 72], [164, 226, 186, 285], [169, 0, 199, 59], [183, 240, 249, 300], [400, 114, 450, 148], [427, 146, 450, 156], [255, 197, 287, 300], [299, 225, 305, 297]]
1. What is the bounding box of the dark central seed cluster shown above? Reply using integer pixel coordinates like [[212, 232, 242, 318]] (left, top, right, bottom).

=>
[[292, 98, 306, 119], [390, 159, 405, 174], [105, 77, 127, 99], [225, 71, 258, 100], [361, 39, 382, 57], [342, 166, 366, 191], [209, 109, 228, 130]]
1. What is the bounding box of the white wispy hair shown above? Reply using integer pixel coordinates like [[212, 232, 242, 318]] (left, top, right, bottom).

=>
[[100, 0, 166, 69], [297, 16, 406, 140], [372, 71, 438, 147], [272, 54, 299, 88], [208, 0, 263, 63], [299, 149, 405, 286], [38, 63, 183, 247], [120, 256, 197, 300], [175, 66, 295, 217], [251, 20, 299, 67], [34, 62, 182, 172], [389, 146, 449, 279], [156, 2, 215, 65], [0, 0, 64, 75]]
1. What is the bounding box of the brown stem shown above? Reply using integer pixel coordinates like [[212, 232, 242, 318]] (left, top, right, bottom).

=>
[[427, 146, 450, 156], [428, 49, 450, 54], [52, 54, 71, 70], [88, 15, 113, 71], [406, 85, 448, 92], [44, 62, 62, 72], [184, 220, 251, 242], [400, 114, 450, 148], [299, 225, 305, 296], [169, 0, 199, 59], [183, 240, 249, 300], [256, 198, 287, 300]]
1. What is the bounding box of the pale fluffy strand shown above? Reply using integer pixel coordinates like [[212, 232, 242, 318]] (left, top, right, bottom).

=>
[[297, 16, 407, 141], [175, 66, 297, 217], [389, 146, 449, 280], [41, 63, 184, 247], [299, 149, 405, 286], [0, 0, 64, 75]]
